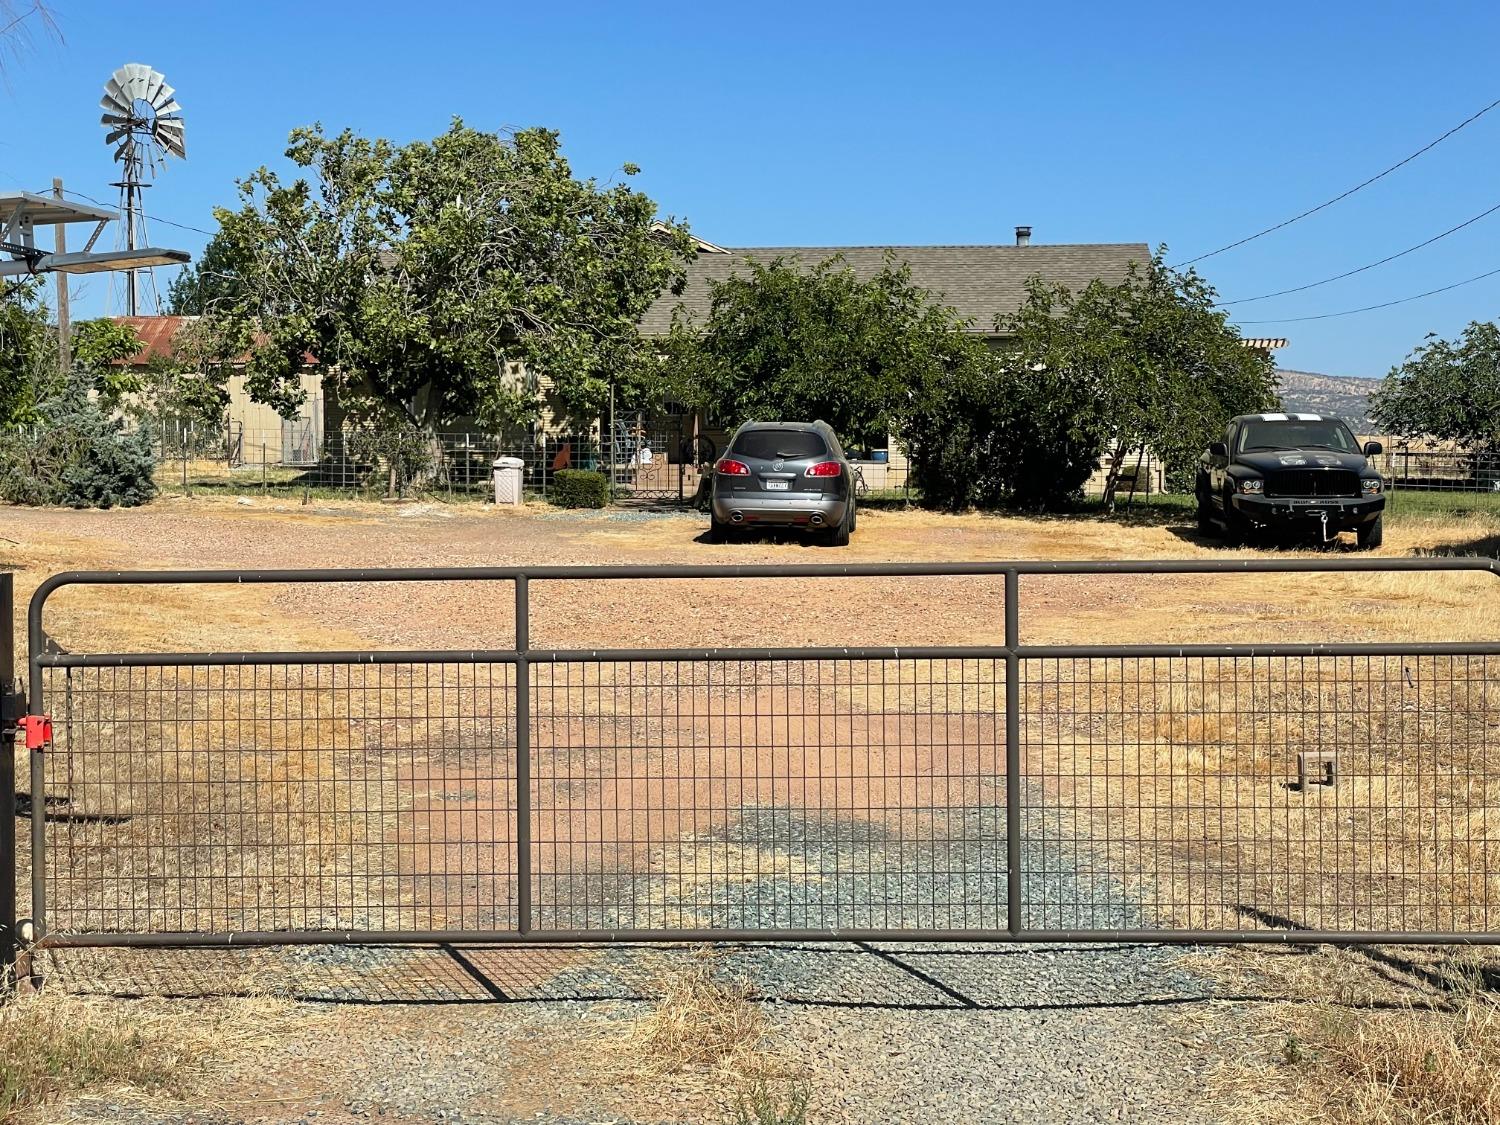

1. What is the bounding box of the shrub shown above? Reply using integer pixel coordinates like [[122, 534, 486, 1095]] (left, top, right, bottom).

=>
[[0, 378, 157, 509], [551, 468, 609, 508]]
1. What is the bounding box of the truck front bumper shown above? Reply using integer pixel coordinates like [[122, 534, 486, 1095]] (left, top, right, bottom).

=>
[[1232, 493, 1385, 531]]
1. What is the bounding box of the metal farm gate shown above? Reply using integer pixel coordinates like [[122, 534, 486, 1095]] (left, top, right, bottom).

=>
[[4, 559, 1500, 984]]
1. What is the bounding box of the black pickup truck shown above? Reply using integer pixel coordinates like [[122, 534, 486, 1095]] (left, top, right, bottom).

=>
[[1196, 413, 1387, 548]]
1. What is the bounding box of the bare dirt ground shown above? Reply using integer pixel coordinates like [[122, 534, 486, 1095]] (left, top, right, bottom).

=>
[[7, 495, 1500, 1124]]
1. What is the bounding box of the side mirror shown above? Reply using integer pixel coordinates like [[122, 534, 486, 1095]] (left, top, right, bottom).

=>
[[1208, 441, 1227, 458], [1363, 441, 1383, 456]]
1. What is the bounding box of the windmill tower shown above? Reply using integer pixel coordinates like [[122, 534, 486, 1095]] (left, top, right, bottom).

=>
[[99, 63, 186, 315]]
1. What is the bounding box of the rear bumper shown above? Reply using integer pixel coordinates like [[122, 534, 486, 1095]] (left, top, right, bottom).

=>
[[1232, 493, 1385, 529], [713, 492, 848, 527]]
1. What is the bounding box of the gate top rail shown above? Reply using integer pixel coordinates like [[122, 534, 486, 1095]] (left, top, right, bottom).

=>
[[28, 557, 1500, 685], [29, 556, 1500, 637]]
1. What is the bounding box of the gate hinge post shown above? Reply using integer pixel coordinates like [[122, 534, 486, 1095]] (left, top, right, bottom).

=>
[[0, 678, 25, 727]]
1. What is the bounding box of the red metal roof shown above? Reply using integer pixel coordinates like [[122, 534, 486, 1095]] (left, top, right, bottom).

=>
[[108, 315, 316, 367], [111, 315, 190, 364]]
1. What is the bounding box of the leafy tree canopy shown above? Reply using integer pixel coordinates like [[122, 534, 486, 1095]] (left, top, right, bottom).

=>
[[1371, 320, 1500, 451], [0, 279, 54, 426], [664, 253, 977, 448], [904, 252, 1277, 510], [166, 232, 248, 316], [194, 118, 694, 428], [72, 318, 146, 415]]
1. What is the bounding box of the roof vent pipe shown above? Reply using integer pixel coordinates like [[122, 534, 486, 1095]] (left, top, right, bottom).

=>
[[1015, 225, 1032, 247]]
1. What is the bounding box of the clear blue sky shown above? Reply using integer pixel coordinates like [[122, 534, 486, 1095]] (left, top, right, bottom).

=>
[[3, 0, 1498, 378]]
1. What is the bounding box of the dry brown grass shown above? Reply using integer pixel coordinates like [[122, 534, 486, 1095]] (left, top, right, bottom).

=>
[[1202, 946, 1500, 1125], [1315, 995, 1500, 1124], [610, 946, 792, 1080], [588, 947, 810, 1124], [0, 990, 299, 1122]]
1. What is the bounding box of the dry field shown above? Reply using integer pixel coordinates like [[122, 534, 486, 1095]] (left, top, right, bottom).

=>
[[5, 493, 1500, 1122]]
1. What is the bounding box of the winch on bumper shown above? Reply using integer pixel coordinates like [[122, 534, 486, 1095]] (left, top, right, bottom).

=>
[[1231, 493, 1385, 537]]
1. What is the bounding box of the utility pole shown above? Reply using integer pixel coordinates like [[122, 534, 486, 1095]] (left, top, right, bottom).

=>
[[52, 178, 70, 374]]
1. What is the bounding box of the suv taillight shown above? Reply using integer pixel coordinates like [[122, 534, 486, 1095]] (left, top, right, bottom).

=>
[[805, 460, 842, 477], [716, 458, 750, 476]]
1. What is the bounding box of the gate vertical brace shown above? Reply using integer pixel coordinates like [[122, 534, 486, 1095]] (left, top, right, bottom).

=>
[[0, 572, 16, 992], [1004, 568, 1022, 938], [514, 575, 532, 935]]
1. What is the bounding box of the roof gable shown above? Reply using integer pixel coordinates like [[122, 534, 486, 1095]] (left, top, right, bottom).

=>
[[639, 242, 1152, 337]]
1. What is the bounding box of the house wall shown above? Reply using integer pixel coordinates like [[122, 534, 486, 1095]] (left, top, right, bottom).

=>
[[226, 370, 323, 464]]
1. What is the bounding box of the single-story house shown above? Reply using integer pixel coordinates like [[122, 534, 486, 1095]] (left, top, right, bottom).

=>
[[633, 227, 1153, 486], [110, 314, 323, 465], [115, 228, 1270, 488]]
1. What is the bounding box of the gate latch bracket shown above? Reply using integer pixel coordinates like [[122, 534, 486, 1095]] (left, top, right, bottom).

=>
[[20, 714, 52, 751]]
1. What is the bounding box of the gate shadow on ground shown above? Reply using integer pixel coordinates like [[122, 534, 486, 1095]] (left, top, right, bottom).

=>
[[32, 940, 1417, 1014]]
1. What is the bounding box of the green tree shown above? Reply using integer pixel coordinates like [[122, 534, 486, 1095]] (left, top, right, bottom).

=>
[[195, 118, 694, 429], [166, 233, 248, 316], [72, 318, 146, 415], [0, 279, 54, 426], [665, 253, 976, 449], [1371, 320, 1500, 450], [990, 254, 1276, 508]]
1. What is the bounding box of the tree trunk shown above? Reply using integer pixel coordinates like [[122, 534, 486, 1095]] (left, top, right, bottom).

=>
[[1101, 439, 1131, 513]]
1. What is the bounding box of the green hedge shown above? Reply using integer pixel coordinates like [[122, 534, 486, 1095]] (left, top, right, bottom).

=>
[[551, 469, 609, 508]]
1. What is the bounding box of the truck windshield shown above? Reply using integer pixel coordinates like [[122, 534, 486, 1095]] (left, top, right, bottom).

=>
[[1238, 420, 1358, 453]]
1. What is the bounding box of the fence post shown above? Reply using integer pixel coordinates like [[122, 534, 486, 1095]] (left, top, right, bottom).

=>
[[514, 574, 532, 934], [1004, 568, 1022, 938], [0, 572, 17, 993]]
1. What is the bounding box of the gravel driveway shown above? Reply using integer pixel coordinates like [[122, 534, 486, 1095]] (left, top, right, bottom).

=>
[[43, 794, 1251, 1124], [13, 501, 1296, 1124]]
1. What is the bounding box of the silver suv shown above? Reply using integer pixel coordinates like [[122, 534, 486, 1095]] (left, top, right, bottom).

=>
[[708, 420, 856, 546]]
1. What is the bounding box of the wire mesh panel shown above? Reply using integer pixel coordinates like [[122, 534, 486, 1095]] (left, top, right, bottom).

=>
[[529, 658, 1007, 932], [40, 661, 518, 937], [21, 559, 1500, 951], [1021, 653, 1500, 935]]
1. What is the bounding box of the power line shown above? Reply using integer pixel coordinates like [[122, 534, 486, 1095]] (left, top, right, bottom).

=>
[[42, 186, 216, 237], [1218, 199, 1500, 305], [1236, 264, 1500, 324], [1175, 95, 1500, 267]]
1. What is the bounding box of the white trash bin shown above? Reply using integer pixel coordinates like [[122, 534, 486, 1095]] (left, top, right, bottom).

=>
[[492, 456, 525, 506]]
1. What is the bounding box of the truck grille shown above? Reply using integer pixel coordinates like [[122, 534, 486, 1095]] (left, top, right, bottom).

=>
[[1264, 468, 1361, 499]]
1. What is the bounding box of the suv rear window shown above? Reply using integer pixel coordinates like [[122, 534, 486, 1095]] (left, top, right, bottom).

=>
[[731, 429, 827, 460]]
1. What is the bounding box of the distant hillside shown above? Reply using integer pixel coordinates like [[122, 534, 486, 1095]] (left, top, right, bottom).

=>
[[1276, 369, 1380, 432]]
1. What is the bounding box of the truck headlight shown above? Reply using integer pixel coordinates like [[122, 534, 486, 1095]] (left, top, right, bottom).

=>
[[1237, 478, 1264, 494], [1361, 478, 1383, 494]]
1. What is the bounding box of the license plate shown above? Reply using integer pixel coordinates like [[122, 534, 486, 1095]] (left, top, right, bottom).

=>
[[764, 479, 789, 490]]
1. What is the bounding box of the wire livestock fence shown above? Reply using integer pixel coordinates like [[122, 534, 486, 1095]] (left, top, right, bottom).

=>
[[143, 424, 1497, 509], [6, 558, 1500, 986], [1375, 448, 1500, 494], [154, 422, 739, 503]]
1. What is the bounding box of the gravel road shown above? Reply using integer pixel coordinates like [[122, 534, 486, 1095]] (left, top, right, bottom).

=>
[[16, 502, 1283, 1124], [44, 796, 1251, 1124]]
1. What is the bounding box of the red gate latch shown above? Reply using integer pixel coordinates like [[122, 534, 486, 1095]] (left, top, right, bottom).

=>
[[20, 715, 52, 750]]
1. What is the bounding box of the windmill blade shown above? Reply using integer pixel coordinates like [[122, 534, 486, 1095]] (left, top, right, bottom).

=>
[[154, 123, 186, 159], [143, 68, 165, 106], [101, 85, 131, 114], [113, 139, 133, 162], [105, 127, 131, 146], [156, 99, 183, 116], [100, 112, 133, 127], [121, 62, 152, 88], [151, 83, 177, 111]]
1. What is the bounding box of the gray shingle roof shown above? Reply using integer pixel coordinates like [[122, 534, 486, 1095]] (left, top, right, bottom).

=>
[[639, 243, 1151, 337]]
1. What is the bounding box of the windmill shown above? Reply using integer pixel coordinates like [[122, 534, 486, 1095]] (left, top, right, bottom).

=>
[[99, 63, 186, 315]]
